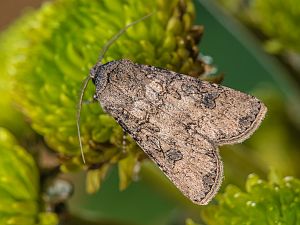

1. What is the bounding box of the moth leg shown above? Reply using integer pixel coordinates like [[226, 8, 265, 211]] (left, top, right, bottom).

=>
[[122, 130, 127, 153]]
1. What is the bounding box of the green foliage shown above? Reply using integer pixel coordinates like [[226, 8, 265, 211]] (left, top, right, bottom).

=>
[[0, 17, 34, 142], [218, 0, 300, 54], [201, 172, 300, 225], [2, 0, 204, 192], [0, 128, 58, 225], [250, 0, 300, 54]]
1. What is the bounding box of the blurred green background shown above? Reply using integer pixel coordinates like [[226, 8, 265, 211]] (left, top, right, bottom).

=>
[[0, 0, 299, 225]]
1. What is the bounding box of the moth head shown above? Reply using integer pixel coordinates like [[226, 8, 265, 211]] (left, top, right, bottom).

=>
[[89, 62, 102, 86], [90, 61, 111, 96]]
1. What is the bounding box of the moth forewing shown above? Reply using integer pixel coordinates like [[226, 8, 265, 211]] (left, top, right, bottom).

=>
[[92, 59, 267, 205]]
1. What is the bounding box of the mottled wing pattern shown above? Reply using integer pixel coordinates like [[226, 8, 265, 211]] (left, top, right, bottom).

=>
[[163, 71, 267, 145], [95, 59, 266, 204]]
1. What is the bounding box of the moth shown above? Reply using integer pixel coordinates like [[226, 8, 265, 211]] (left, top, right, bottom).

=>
[[77, 15, 267, 205]]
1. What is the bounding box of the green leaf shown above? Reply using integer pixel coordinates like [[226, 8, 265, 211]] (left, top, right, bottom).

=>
[[86, 164, 111, 193], [0, 128, 58, 225], [201, 172, 300, 225], [118, 149, 140, 191]]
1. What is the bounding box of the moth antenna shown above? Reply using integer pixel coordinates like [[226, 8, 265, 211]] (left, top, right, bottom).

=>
[[98, 12, 154, 63], [76, 75, 91, 164]]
